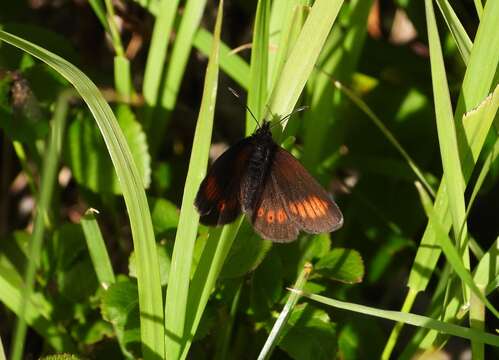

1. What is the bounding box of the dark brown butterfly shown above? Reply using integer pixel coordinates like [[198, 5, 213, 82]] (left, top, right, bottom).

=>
[[195, 119, 343, 242]]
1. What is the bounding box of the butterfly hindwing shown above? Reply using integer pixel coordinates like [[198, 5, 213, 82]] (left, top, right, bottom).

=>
[[270, 147, 343, 234], [195, 138, 253, 225], [246, 172, 300, 242]]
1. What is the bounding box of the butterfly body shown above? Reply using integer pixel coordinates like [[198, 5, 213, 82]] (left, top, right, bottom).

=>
[[195, 121, 343, 242]]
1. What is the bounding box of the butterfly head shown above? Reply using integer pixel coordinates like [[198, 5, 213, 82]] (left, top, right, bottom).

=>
[[252, 120, 273, 139]]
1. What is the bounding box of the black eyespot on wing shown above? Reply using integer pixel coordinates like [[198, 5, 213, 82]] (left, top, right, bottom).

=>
[[195, 138, 254, 225]]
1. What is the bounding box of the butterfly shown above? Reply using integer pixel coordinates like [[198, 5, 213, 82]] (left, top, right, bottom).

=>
[[194, 116, 343, 242]]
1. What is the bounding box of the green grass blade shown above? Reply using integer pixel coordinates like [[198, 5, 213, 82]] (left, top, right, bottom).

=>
[[268, 4, 308, 94], [435, 0, 472, 64], [257, 263, 312, 360], [181, 217, 244, 360], [247, 0, 270, 133], [0, 30, 165, 360], [267, 0, 344, 121], [80, 208, 116, 288], [143, 0, 180, 107], [408, 85, 499, 291], [149, 0, 208, 151], [193, 28, 250, 89], [268, 0, 299, 88], [407, 0, 499, 293], [455, 0, 499, 122], [163, 2, 223, 358], [88, 0, 109, 32], [415, 182, 499, 319], [294, 290, 499, 347], [0, 334, 5, 360], [425, 0, 468, 261], [10, 90, 70, 360]]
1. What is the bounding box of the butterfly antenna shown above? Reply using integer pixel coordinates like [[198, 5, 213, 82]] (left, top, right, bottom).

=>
[[269, 106, 309, 130], [228, 87, 261, 127]]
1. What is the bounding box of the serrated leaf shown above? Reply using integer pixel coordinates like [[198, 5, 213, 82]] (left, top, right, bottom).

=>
[[66, 106, 150, 194], [315, 248, 364, 284], [101, 278, 141, 357]]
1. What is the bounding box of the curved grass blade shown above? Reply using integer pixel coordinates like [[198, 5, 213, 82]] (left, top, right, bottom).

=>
[[426, 0, 469, 267], [435, 0, 472, 64], [163, 2, 223, 358], [143, 0, 180, 108], [294, 290, 499, 347], [0, 30, 165, 360]]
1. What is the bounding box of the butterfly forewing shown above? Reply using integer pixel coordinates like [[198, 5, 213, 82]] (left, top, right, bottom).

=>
[[271, 148, 343, 234], [195, 138, 253, 225]]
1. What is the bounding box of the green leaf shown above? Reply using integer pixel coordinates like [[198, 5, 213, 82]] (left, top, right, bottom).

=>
[[315, 248, 364, 284], [163, 2, 223, 358], [101, 278, 141, 358], [150, 197, 179, 235], [278, 304, 337, 360]]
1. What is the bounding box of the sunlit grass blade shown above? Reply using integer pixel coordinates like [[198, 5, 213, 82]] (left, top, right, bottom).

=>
[[293, 290, 499, 346], [149, 0, 208, 152], [80, 208, 116, 288], [406, 0, 499, 297], [426, 0, 469, 267], [88, 0, 109, 31], [268, 0, 300, 88], [163, 2, 223, 358], [247, 0, 270, 133], [267, 0, 344, 122], [435, 0, 472, 64], [143, 0, 180, 108], [193, 28, 250, 89], [257, 263, 312, 360], [415, 182, 499, 319], [10, 90, 70, 360], [0, 30, 165, 360], [181, 217, 244, 360], [455, 0, 499, 122], [268, 4, 308, 93], [0, 335, 5, 360]]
